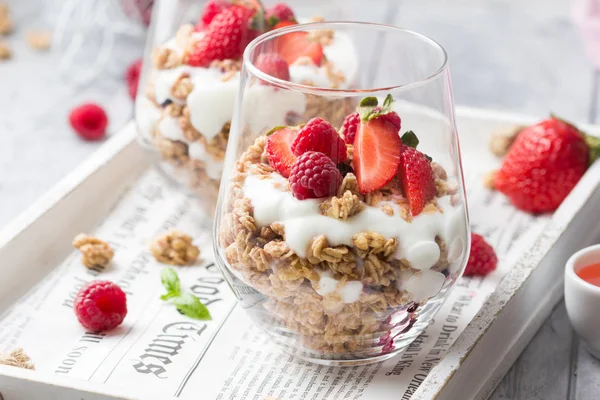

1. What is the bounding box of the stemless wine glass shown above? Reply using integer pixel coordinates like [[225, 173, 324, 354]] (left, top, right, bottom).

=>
[[134, 0, 362, 216], [214, 22, 470, 365]]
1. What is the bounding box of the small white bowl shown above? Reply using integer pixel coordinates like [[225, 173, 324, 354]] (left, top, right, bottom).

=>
[[565, 244, 600, 359]]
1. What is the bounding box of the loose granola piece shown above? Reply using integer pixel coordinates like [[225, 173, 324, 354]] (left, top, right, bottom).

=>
[[483, 170, 497, 190], [152, 47, 182, 69], [0, 40, 10, 60], [431, 161, 448, 180], [307, 235, 349, 264], [150, 229, 200, 266], [337, 172, 361, 198], [25, 30, 52, 51], [171, 73, 194, 100], [0, 348, 35, 370], [0, 3, 13, 35], [175, 24, 194, 50], [489, 126, 522, 157], [72, 234, 114, 270], [309, 28, 335, 46], [320, 190, 365, 219], [323, 62, 345, 88]]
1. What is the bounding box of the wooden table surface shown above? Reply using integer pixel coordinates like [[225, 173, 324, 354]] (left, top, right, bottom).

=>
[[1, 0, 598, 398]]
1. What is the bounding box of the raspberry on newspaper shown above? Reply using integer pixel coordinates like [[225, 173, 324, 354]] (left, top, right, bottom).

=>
[[136, 4, 357, 209], [74, 281, 127, 332], [219, 94, 465, 355]]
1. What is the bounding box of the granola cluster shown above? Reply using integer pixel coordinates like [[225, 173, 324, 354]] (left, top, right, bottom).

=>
[[0, 348, 35, 370], [150, 228, 200, 266], [72, 234, 114, 270], [219, 136, 456, 355], [140, 24, 355, 209]]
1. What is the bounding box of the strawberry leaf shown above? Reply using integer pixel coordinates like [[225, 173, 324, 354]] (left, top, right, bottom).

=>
[[401, 130, 419, 149], [586, 134, 600, 164], [265, 125, 286, 136], [381, 94, 394, 112]]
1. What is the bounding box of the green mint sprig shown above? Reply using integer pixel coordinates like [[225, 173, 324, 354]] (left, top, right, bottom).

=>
[[160, 267, 212, 321]]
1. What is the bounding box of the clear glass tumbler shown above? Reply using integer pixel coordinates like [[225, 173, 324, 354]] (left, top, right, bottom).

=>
[[134, 0, 358, 215], [214, 22, 470, 365]]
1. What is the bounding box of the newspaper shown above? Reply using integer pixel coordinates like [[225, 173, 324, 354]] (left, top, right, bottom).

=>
[[0, 169, 548, 400]]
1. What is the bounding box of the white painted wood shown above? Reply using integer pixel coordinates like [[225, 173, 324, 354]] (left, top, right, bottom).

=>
[[0, 124, 148, 312], [413, 160, 600, 400]]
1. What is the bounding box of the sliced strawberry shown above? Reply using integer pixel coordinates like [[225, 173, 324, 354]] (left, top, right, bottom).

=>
[[274, 21, 324, 66], [397, 146, 436, 216], [266, 127, 299, 177], [353, 118, 402, 193]]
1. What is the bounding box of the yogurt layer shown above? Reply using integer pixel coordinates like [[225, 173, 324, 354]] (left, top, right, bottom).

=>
[[243, 173, 466, 270]]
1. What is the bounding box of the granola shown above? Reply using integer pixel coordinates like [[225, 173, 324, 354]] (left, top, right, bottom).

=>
[[25, 30, 52, 51], [218, 97, 465, 356], [72, 234, 114, 270], [150, 229, 200, 266], [0, 348, 35, 370]]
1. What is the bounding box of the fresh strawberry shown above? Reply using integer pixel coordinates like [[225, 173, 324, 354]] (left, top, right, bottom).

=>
[[196, 0, 230, 30], [255, 52, 290, 82], [266, 126, 298, 177], [464, 233, 498, 277], [291, 117, 346, 163], [494, 117, 599, 213], [374, 107, 401, 131], [188, 5, 254, 66], [266, 3, 295, 28], [341, 112, 360, 144], [353, 95, 402, 193], [397, 145, 436, 216], [274, 21, 324, 66]]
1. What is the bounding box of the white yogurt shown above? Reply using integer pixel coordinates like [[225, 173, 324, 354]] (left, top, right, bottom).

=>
[[188, 142, 224, 180], [243, 174, 466, 270], [135, 97, 162, 140], [398, 269, 446, 302], [315, 271, 363, 304]]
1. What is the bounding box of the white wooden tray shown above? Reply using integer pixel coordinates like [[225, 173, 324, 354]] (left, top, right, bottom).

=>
[[0, 107, 599, 400]]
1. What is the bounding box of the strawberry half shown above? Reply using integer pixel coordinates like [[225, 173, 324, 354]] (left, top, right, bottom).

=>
[[397, 145, 436, 216], [352, 95, 404, 193], [266, 126, 299, 178], [273, 21, 324, 66], [354, 118, 401, 193]]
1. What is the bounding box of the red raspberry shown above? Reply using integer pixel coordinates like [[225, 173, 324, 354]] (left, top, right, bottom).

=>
[[69, 103, 109, 141], [289, 151, 342, 200], [266, 3, 296, 27], [374, 107, 401, 131], [255, 52, 290, 82], [464, 233, 498, 277], [341, 112, 360, 144], [196, 0, 230, 30], [74, 281, 127, 332], [291, 117, 347, 163], [125, 59, 142, 99], [188, 5, 253, 66]]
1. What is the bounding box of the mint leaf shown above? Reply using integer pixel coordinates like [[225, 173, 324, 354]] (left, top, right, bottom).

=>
[[161, 267, 180, 298], [401, 131, 419, 149], [173, 293, 212, 321], [160, 292, 179, 301]]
